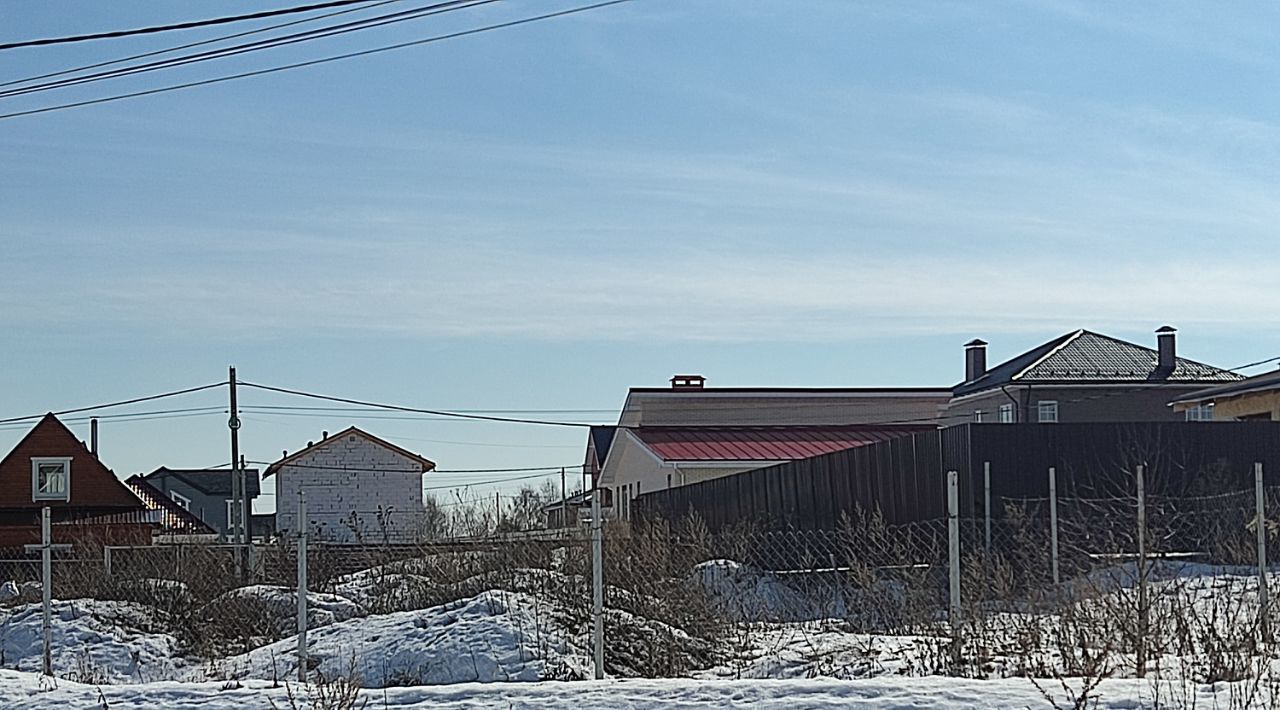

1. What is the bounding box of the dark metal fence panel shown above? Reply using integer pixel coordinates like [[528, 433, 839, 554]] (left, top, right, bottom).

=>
[[632, 422, 1280, 532]]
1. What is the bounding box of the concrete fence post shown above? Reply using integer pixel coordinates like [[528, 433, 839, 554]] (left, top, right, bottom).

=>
[[983, 461, 992, 553], [41, 507, 52, 677], [1257, 462, 1271, 644], [297, 491, 308, 684], [1049, 466, 1060, 585], [1136, 463, 1148, 677], [591, 488, 604, 680]]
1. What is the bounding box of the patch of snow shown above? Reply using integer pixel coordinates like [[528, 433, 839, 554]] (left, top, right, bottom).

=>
[[224, 590, 589, 687], [0, 600, 189, 683]]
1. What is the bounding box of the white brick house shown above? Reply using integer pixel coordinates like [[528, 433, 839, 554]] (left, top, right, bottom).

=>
[[266, 427, 436, 544]]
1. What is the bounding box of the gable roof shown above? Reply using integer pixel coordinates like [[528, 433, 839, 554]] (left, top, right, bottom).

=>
[[588, 426, 617, 467], [142, 467, 261, 498], [1170, 368, 1280, 407], [0, 413, 144, 510], [125, 475, 218, 535], [629, 425, 930, 462], [955, 330, 1242, 397], [264, 426, 436, 478]]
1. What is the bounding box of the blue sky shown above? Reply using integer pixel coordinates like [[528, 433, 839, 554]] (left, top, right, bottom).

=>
[[3, 1, 1279, 511]]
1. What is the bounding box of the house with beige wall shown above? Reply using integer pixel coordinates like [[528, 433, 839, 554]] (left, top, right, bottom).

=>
[[1171, 369, 1280, 421]]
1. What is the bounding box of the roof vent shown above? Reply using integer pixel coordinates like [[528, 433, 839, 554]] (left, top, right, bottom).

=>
[[670, 374, 706, 390], [322, 430, 328, 439]]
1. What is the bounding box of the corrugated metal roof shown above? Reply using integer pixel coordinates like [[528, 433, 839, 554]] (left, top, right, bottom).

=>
[[631, 425, 929, 462]]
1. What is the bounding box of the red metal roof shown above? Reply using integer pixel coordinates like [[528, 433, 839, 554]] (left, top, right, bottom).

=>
[[630, 425, 931, 462]]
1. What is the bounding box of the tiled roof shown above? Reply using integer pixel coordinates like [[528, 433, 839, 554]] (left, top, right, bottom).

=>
[[955, 330, 1242, 396], [630, 425, 929, 462]]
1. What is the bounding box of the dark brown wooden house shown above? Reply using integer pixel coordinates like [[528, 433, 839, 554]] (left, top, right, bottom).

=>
[[0, 413, 154, 550]]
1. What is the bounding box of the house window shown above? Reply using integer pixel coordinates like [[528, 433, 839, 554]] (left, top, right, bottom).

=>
[[973, 409, 986, 423], [226, 499, 236, 528], [1186, 404, 1214, 422], [31, 457, 70, 501], [999, 403, 1015, 423], [1037, 401, 1059, 423], [170, 491, 192, 510]]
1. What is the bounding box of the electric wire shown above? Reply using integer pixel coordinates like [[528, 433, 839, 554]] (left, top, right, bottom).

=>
[[0, 0, 633, 121], [0, 0, 389, 50], [0, 0, 405, 89], [0, 0, 497, 99]]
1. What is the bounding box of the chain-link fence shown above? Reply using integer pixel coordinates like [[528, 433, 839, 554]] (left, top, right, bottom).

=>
[[3, 465, 1280, 697]]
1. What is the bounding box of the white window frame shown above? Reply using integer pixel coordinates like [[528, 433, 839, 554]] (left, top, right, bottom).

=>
[[31, 457, 71, 502], [1037, 400, 1060, 423], [1186, 404, 1214, 422], [973, 409, 985, 423], [170, 491, 192, 510], [226, 499, 236, 527], [998, 403, 1015, 423]]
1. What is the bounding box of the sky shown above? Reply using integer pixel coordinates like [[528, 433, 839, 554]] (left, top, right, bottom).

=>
[[2, 0, 1280, 512]]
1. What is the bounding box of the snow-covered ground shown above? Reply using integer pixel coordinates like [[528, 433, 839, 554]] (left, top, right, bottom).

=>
[[0, 670, 1274, 709], [0, 557, 1276, 708]]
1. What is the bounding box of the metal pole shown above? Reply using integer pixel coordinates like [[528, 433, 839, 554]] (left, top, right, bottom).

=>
[[228, 367, 242, 546], [591, 488, 604, 679], [947, 470, 961, 632], [1136, 463, 1148, 677], [41, 507, 52, 676], [1049, 466, 1060, 585], [90, 417, 98, 457], [983, 461, 992, 553], [1257, 462, 1271, 643], [297, 491, 308, 684], [561, 467, 567, 528]]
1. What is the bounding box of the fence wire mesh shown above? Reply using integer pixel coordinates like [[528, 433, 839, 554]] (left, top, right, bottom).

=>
[[1, 477, 1279, 702]]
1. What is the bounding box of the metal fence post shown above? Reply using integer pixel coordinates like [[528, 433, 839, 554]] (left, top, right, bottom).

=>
[[1049, 466, 1060, 585], [1136, 463, 1148, 677], [983, 461, 992, 553], [296, 491, 308, 684], [591, 488, 604, 680], [41, 506, 52, 677], [1257, 462, 1271, 644], [947, 470, 961, 634]]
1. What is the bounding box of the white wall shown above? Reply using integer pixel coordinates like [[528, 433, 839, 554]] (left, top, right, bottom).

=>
[[274, 433, 426, 543]]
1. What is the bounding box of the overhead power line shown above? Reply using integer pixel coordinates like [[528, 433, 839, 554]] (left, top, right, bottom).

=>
[[0, 0, 405, 89], [1, 0, 497, 99], [0, 382, 224, 426], [0, 0, 388, 51], [240, 381, 596, 428], [0, 0, 633, 121]]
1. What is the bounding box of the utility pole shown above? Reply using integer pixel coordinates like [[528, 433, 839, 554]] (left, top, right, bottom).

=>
[[230, 365, 241, 550], [560, 467, 567, 527]]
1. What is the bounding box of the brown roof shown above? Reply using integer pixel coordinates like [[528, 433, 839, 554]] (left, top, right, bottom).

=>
[[0, 413, 145, 511], [264, 426, 436, 478]]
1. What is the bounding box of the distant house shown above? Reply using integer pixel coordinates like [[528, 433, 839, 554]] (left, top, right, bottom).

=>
[[125, 475, 218, 539], [266, 427, 436, 544], [1170, 369, 1280, 422], [599, 424, 930, 520], [947, 327, 1242, 425], [0, 414, 154, 550], [590, 375, 951, 518], [134, 467, 261, 540]]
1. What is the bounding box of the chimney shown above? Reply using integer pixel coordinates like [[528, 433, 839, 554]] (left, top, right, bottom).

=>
[[670, 374, 706, 390], [90, 417, 99, 458], [964, 339, 988, 382], [322, 430, 329, 439], [1156, 326, 1177, 374]]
